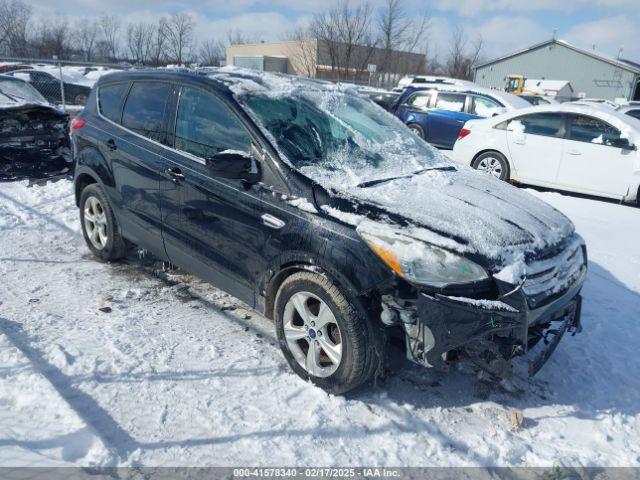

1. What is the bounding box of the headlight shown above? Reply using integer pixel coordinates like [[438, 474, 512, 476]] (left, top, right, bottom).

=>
[[357, 222, 488, 288]]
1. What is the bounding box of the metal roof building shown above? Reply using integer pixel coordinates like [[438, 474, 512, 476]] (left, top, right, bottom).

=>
[[473, 38, 640, 101]]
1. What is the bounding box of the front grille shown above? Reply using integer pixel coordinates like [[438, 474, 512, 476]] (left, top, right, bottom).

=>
[[523, 239, 585, 308]]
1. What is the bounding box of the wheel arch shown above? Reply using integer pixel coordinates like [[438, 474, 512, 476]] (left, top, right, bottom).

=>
[[74, 171, 99, 207], [73, 146, 112, 206], [471, 148, 514, 180], [471, 148, 510, 167], [262, 257, 379, 322]]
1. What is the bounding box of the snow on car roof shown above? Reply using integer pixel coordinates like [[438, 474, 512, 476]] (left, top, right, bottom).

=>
[[404, 83, 530, 110], [207, 66, 351, 98]]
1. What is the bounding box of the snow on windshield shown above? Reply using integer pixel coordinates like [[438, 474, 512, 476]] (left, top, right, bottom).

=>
[[239, 87, 451, 188]]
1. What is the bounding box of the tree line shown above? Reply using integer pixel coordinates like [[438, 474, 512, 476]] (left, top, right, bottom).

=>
[[0, 0, 483, 80]]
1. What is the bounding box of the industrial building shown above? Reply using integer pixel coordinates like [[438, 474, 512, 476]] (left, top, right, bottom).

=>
[[474, 38, 640, 101], [226, 39, 425, 86]]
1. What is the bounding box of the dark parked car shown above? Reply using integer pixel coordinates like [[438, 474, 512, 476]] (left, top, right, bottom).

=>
[[392, 86, 529, 149], [6, 69, 91, 106], [71, 69, 586, 393], [0, 75, 72, 180], [359, 89, 400, 111]]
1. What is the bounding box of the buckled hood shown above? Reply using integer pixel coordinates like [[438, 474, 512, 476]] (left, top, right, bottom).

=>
[[319, 166, 575, 268]]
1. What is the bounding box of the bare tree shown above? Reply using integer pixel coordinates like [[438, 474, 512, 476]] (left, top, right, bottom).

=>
[[149, 19, 167, 67], [164, 12, 195, 65], [311, 1, 377, 82], [443, 26, 483, 80], [226, 29, 260, 46], [74, 18, 99, 62], [33, 16, 70, 59], [199, 38, 225, 66], [285, 27, 317, 77], [99, 14, 120, 61], [377, 0, 429, 85], [0, 0, 31, 57], [126, 21, 154, 65]]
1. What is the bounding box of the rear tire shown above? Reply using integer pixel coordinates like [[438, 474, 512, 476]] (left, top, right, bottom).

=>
[[472, 151, 510, 181], [274, 272, 384, 395], [79, 184, 127, 261], [407, 123, 425, 139]]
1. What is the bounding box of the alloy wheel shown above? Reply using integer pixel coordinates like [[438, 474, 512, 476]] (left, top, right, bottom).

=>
[[83, 196, 108, 250], [476, 156, 503, 178], [282, 291, 343, 378]]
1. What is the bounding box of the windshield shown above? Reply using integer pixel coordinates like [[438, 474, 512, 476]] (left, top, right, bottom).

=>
[[0, 78, 47, 103], [242, 90, 450, 187]]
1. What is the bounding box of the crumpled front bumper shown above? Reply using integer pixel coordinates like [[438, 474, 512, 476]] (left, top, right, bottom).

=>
[[405, 267, 586, 376]]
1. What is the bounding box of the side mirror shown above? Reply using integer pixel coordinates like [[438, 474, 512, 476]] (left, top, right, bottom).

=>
[[205, 150, 260, 182], [611, 137, 636, 150]]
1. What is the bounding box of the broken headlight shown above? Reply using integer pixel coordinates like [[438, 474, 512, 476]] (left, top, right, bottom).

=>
[[357, 223, 488, 288]]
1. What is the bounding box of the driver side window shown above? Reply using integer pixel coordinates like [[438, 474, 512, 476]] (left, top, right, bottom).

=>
[[175, 87, 252, 160], [405, 92, 431, 110]]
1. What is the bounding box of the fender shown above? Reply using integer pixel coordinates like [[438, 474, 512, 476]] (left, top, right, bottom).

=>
[[259, 249, 392, 319], [73, 146, 113, 205]]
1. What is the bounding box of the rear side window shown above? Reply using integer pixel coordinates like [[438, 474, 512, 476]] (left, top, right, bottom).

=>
[[469, 95, 502, 117], [434, 93, 465, 113], [568, 115, 622, 146], [508, 112, 564, 138], [99, 83, 129, 123], [174, 87, 252, 159], [122, 81, 172, 142]]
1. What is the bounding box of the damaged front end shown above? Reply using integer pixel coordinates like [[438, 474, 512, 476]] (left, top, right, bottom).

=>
[[380, 237, 587, 378], [0, 105, 72, 181]]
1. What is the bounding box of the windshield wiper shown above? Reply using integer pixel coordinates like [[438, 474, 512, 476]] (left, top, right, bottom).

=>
[[0, 89, 18, 102], [357, 165, 456, 188]]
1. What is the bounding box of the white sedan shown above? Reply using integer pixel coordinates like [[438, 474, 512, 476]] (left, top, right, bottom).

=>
[[450, 104, 640, 205]]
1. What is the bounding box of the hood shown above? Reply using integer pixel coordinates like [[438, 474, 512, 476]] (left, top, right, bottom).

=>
[[317, 166, 574, 268]]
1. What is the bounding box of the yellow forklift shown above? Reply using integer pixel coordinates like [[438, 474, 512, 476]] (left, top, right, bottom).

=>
[[505, 74, 527, 94]]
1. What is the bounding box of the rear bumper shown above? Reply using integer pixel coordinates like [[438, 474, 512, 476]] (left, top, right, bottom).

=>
[[0, 143, 72, 180], [406, 267, 586, 376]]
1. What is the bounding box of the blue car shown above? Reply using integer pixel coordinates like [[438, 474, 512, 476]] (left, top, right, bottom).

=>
[[392, 86, 528, 149]]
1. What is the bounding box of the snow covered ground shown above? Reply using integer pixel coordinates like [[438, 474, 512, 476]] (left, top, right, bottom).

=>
[[0, 179, 639, 468]]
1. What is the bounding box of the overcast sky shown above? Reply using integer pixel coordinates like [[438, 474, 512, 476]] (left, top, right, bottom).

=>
[[28, 0, 640, 62]]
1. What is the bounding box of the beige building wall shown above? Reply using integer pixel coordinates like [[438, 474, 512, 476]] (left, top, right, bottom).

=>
[[226, 39, 318, 77]]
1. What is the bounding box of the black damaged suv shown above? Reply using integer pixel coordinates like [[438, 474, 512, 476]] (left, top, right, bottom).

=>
[[71, 69, 586, 394]]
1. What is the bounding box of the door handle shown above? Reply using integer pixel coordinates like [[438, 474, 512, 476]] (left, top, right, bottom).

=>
[[566, 150, 582, 155], [106, 138, 117, 151], [261, 213, 285, 229], [165, 167, 184, 183]]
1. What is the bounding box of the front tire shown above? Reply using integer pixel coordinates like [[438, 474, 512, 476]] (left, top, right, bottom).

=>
[[407, 123, 425, 139], [79, 184, 127, 261], [275, 272, 384, 394], [472, 151, 510, 181]]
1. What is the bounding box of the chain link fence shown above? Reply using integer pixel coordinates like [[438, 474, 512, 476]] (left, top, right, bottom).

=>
[[0, 57, 129, 111]]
